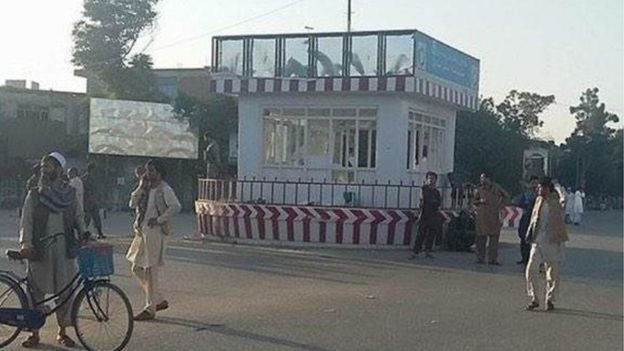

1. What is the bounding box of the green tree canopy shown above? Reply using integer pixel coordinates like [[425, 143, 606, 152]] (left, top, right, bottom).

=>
[[496, 90, 555, 137], [72, 0, 165, 102]]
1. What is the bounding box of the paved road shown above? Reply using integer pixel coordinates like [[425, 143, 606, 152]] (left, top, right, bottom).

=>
[[0, 210, 621, 350]]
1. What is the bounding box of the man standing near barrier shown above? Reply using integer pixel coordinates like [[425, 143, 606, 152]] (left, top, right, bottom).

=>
[[525, 178, 568, 311], [127, 159, 181, 321], [411, 172, 442, 259], [473, 173, 509, 265], [82, 163, 105, 239]]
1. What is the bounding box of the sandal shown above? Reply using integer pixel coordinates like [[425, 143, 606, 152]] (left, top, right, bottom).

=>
[[57, 334, 77, 348], [21, 335, 40, 348]]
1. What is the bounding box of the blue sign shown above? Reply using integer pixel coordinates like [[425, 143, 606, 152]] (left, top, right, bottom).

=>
[[414, 32, 479, 90]]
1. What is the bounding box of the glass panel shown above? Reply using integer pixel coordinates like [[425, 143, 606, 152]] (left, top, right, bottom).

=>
[[307, 119, 330, 156], [284, 37, 309, 77], [350, 35, 378, 76], [308, 108, 331, 116], [358, 108, 377, 117], [357, 120, 376, 168], [282, 108, 306, 116], [263, 108, 280, 117], [264, 117, 279, 164], [252, 39, 276, 77], [414, 113, 423, 122], [315, 36, 343, 76], [422, 126, 430, 160], [218, 39, 243, 75], [386, 34, 414, 75], [414, 124, 421, 167], [332, 108, 357, 117], [406, 128, 412, 169], [284, 119, 306, 166], [332, 120, 356, 167]]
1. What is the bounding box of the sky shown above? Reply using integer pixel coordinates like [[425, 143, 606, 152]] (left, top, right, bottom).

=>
[[1, 0, 622, 143]]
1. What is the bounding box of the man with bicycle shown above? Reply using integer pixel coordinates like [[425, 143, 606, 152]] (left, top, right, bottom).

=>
[[19, 152, 89, 348]]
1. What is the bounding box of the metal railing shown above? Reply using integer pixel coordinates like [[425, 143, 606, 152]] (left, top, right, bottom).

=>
[[198, 177, 474, 210]]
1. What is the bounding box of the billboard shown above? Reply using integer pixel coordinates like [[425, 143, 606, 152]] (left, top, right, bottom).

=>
[[89, 98, 198, 159], [414, 32, 480, 90]]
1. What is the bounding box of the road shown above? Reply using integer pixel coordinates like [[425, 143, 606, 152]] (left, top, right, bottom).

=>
[[0, 209, 621, 350]]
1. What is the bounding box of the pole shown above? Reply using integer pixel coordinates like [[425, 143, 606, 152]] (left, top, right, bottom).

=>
[[347, 0, 352, 32]]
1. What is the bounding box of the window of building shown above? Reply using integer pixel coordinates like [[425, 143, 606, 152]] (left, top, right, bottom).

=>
[[407, 111, 446, 172], [263, 107, 377, 171], [17, 105, 49, 121]]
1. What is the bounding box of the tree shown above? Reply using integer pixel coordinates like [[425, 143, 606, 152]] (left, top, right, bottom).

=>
[[72, 0, 165, 102], [174, 93, 239, 176], [496, 90, 555, 137], [556, 88, 621, 194]]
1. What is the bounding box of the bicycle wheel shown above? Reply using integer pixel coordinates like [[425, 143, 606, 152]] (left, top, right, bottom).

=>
[[0, 275, 27, 347], [72, 281, 133, 351]]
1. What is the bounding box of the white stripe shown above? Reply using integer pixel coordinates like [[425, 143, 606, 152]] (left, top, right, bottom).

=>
[[249, 79, 258, 93], [265, 79, 274, 92], [333, 78, 342, 91], [387, 77, 397, 92], [350, 78, 360, 91], [405, 77, 415, 92], [232, 79, 241, 93], [369, 77, 378, 91], [216, 80, 225, 93], [316, 79, 325, 92], [281, 80, 290, 92], [298, 80, 307, 92]]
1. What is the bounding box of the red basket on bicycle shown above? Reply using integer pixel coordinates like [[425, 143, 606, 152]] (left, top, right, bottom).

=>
[[78, 243, 114, 278]]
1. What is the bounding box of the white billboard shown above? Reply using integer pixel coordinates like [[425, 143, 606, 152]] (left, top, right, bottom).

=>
[[89, 98, 198, 159]]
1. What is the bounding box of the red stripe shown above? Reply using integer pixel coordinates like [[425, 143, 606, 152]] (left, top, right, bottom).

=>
[[358, 77, 369, 91], [224, 80, 233, 93], [240, 79, 249, 93], [351, 209, 368, 244], [268, 206, 281, 240], [274, 79, 282, 92], [222, 213, 230, 237], [369, 210, 386, 245], [316, 208, 329, 243], [206, 215, 213, 236], [300, 207, 314, 242], [257, 78, 266, 92], [387, 211, 402, 245], [307, 80, 316, 91], [403, 210, 417, 245], [341, 77, 351, 91], [377, 77, 388, 91], [396, 76, 406, 91], [324, 78, 333, 91], [253, 205, 266, 240], [334, 209, 349, 244], [241, 205, 253, 239], [210, 80, 217, 92], [231, 205, 241, 238], [289, 79, 299, 92], [284, 207, 297, 241]]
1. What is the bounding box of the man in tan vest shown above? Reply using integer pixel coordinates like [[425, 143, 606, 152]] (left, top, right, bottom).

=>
[[473, 173, 509, 265], [525, 178, 569, 311]]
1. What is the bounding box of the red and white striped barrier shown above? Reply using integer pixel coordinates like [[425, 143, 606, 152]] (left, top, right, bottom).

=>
[[195, 201, 524, 246], [210, 76, 477, 110]]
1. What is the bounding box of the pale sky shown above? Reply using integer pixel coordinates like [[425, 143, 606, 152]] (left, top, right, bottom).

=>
[[1, 0, 622, 143]]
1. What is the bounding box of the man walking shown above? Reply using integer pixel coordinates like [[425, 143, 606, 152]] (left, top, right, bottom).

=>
[[68, 167, 84, 214], [516, 175, 539, 265], [19, 152, 88, 348], [572, 188, 585, 225], [82, 163, 105, 239], [127, 159, 181, 321], [411, 172, 442, 259], [473, 173, 509, 265], [525, 178, 569, 311]]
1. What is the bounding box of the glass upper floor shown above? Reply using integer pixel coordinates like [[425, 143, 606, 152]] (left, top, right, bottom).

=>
[[211, 29, 480, 90]]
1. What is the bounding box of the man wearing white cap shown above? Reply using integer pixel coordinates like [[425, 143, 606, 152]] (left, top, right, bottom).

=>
[[19, 152, 89, 348]]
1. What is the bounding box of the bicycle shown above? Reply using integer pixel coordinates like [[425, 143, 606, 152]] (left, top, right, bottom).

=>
[[0, 233, 134, 351]]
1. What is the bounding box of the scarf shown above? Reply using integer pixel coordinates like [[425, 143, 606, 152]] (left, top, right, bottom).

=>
[[37, 174, 75, 213], [136, 189, 150, 226]]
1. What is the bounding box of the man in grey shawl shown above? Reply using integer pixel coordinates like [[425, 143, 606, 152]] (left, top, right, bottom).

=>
[[19, 152, 89, 348]]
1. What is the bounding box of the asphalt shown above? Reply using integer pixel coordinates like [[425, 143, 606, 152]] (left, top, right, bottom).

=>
[[0, 209, 621, 350]]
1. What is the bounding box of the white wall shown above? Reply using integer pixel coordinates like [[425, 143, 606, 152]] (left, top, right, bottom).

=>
[[238, 92, 458, 188]]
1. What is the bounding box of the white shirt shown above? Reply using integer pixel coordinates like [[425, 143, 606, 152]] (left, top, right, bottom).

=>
[[69, 177, 84, 213]]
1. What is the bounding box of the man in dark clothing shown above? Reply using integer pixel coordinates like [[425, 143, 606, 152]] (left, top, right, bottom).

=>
[[517, 175, 539, 265], [411, 171, 442, 259], [82, 163, 105, 239]]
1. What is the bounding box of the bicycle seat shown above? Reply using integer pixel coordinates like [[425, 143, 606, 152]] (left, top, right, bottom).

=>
[[6, 250, 25, 261]]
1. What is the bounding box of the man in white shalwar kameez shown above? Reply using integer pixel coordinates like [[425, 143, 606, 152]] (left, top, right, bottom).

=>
[[19, 152, 88, 348], [525, 178, 569, 312], [572, 189, 585, 225], [126, 159, 181, 321]]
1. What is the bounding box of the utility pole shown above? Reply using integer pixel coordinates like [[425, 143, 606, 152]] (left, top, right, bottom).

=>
[[347, 0, 352, 32]]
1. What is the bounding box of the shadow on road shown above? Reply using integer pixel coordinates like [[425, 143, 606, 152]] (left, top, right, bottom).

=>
[[152, 317, 332, 351], [549, 308, 624, 322]]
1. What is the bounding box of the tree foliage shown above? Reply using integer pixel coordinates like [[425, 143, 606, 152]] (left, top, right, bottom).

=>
[[496, 90, 555, 137], [72, 0, 165, 102], [556, 88, 621, 194]]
